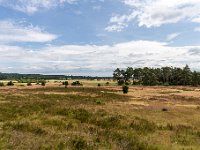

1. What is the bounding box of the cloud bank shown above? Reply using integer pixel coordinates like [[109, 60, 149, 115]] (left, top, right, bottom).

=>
[[0, 0, 78, 14], [0, 41, 199, 76], [106, 0, 200, 31], [0, 20, 57, 43]]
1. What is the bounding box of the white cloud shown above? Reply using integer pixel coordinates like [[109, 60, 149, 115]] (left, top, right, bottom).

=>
[[166, 33, 180, 41], [0, 0, 78, 14], [106, 0, 200, 31], [105, 24, 127, 32], [0, 20, 57, 43], [105, 11, 138, 32], [192, 17, 200, 23], [0, 40, 200, 76]]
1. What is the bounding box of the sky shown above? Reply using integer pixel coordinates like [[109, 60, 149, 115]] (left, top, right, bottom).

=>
[[0, 0, 200, 76]]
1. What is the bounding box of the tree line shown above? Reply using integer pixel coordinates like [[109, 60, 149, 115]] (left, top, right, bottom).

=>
[[113, 65, 200, 86], [0, 73, 112, 81]]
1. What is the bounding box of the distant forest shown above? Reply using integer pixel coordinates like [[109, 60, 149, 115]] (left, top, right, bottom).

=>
[[0, 73, 112, 81], [113, 65, 200, 86]]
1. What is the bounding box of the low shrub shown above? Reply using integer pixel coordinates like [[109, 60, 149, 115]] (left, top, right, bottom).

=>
[[41, 81, 46, 86], [62, 81, 69, 88], [27, 82, 32, 86], [96, 99, 104, 105], [7, 81, 14, 86], [0, 82, 4, 86], [71, 81, 82, 86], [162, 108, 168, 111], [122, 85, 129, 94]]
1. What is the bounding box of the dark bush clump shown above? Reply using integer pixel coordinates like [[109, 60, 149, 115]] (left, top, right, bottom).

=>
[[122, 85, 129, 94], [96, 99, 104, 105], [106, 82, 109, 85], [0, 82, 4, 86], [7, 81, 14, 86], [71, 81, 82, 86], [98, 83, 101, 87], [27, 82, 32, 86], [41, 81, 46, 86], [62, 81, 69, 88], [162, 108, 168, 111]]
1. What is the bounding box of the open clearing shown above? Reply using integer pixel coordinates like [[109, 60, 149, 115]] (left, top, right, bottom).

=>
[[0, 83, 200, 150]]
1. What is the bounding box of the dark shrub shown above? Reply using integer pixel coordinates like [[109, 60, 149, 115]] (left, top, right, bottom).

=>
[[106, 82, 109, 85], [162, 108, 168, 111], [98, 83, 101, 87], [71, 81, 82, 86], [27, 82, 32, 86], [122, 85, 129, 94], [41, 81, 46, 86], [0, 82, 4, 86], [7, 81, 14, 86], [96, 99, 104, 105], [63, 81, 69, 88]]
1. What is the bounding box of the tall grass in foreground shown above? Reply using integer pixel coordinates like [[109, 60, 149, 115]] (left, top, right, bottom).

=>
[[0, 87, 199, 149]]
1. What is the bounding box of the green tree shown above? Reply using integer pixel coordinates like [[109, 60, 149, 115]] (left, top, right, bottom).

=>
[[63, 81, 69, 88], [182, 65, 192, 85], [113, 68, 125, 85], [124, 67, 134, 82], [161, 67, 172, 85], [192, 71, 199, 86], [132, 68, 143, 85]]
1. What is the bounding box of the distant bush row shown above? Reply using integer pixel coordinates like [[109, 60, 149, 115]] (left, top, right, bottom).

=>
[[0, 81, 46, 87], [0, 81, 15, 86], [62, 81, 83, 87]]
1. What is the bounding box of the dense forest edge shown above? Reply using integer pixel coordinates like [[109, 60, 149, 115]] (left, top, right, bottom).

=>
[[0, 73, 112, 81], [1, 65, 200, 86], [113, 65, 200, 86]]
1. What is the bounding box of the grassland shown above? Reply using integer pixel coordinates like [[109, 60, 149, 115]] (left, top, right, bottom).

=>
[[0, 81, 200, 150]]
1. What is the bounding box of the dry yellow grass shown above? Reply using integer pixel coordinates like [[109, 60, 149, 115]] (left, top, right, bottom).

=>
[[0, 84, 200, 149]]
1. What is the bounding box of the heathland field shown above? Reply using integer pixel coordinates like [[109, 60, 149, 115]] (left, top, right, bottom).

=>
[[0, 81, 200, 150]]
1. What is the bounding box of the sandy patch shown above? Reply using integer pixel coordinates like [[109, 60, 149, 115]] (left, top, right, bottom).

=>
[[175, 104, 200, 108], [43, 91, 98, 97]]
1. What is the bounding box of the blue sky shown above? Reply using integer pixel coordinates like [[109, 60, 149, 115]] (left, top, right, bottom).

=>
[[0, 0, 200, 76]]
